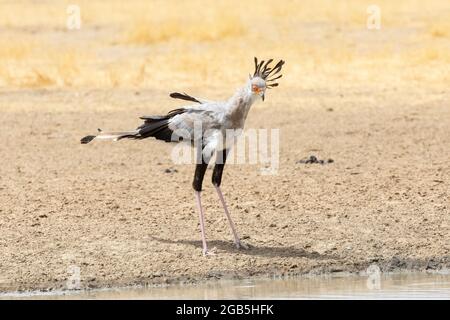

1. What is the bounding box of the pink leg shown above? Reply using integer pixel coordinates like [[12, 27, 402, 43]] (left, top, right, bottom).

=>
[[214, 186, 247, 249], [194, 191, 209, 255]]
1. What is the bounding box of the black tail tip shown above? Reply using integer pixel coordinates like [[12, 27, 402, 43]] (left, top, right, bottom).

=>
[[80, 135, 96, 144]]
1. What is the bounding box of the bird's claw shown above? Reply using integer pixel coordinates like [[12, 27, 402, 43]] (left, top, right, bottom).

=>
[[203, 247, 217, 256], [235, 241, 249, 250]]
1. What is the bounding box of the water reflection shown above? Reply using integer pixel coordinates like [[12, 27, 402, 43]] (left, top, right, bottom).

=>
[[2, 273, 449, 300]]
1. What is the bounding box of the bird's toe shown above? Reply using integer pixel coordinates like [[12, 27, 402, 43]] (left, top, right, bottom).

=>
[[203, 247, 217, 256], [236, 241, 249, 250]]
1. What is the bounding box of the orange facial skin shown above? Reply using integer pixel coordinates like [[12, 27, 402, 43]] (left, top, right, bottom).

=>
[[252, 84, 261, 93]]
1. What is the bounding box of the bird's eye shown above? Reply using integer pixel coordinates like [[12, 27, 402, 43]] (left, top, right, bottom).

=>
[[252, 84, 259, 92]]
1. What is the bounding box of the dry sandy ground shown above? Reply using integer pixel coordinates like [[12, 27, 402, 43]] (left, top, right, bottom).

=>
[[0, 84, 448, 292]]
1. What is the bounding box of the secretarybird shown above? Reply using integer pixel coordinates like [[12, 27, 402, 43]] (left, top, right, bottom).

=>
[[81, 57, 285, 255]]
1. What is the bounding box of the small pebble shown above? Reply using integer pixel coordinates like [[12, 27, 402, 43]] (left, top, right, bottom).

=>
[[164, 168, 178, 173]]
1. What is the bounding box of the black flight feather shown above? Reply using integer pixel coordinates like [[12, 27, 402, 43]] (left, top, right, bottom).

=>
[[169, 92, 202, 104]]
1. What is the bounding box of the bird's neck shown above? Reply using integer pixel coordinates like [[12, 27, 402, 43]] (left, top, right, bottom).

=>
[[226, 85, 258, 128]]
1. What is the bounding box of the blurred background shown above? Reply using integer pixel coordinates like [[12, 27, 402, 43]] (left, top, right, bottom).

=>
[[0, 0, 449, 90]]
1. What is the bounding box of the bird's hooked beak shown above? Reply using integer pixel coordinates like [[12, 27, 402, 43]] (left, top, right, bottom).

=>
[[262, 93, 265, 101]]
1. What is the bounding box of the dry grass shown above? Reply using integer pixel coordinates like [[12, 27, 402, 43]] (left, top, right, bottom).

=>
[[126, 13, 245, 44], [0, 0, 449, 89], [428, 21, 450, 38]]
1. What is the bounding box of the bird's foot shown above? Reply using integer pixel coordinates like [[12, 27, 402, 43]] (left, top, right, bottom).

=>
[[235, 240, 249, 250], [203, 247, 217, 256]]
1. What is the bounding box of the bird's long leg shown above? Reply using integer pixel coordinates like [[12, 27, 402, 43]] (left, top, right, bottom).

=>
[[194, 190, 208, 255], [214, 185, 247, 249], [212, 149, 247, 249], [193, 154, 211, 256]]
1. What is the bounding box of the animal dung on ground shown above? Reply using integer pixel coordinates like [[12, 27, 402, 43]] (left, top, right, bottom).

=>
[[297, 155, 334, 165]]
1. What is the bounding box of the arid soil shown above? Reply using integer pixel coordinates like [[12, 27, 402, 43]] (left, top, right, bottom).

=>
[[0, 85, 448, 292]]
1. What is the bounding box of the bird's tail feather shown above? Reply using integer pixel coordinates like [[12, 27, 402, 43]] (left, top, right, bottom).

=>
[[81, 108, 187, 145], [80, 130, 138, 144]]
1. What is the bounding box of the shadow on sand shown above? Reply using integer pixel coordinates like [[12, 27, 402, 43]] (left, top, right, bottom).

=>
[[151, 237, 340, 260]]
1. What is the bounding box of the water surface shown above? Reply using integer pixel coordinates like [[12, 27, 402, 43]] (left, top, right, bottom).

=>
[[2, 272, 449, 300]]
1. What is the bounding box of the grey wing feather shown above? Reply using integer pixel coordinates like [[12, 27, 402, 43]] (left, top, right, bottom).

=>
[[168, 103, 226, 141]]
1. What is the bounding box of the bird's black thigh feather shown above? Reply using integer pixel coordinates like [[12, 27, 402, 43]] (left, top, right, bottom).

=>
[[212, 149, 229, 187], [193, 162, 208, 191], [193, 144, 210, 191]]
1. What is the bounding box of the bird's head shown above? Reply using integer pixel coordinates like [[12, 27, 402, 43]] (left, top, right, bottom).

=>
[[249, 57, 285, 101]]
